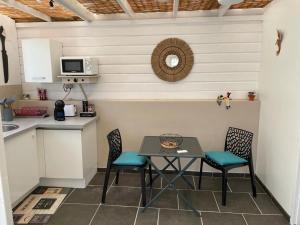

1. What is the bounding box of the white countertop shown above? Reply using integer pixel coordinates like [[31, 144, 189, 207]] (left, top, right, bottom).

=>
[[3, 116, 98, 140]]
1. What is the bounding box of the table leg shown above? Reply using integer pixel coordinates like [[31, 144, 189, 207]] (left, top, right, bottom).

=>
[[163, 156, 178, 171], [142, 157, 200, 217], [163, 157, 194, 189], [148, 157, 177, 186]]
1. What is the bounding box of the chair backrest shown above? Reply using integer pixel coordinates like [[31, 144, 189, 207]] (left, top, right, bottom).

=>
[[107, 129, 123, 162], [225, 127, 253, 160]]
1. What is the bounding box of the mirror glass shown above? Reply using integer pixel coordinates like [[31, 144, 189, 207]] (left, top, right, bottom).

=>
[[165, 54, 179, 68]]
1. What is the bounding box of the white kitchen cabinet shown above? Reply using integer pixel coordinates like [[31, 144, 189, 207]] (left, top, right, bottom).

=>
[[43, 129, 83, 179], [22, 39, 62, 83], [4, 129, 39, 206], [37, 122, 97, 188]]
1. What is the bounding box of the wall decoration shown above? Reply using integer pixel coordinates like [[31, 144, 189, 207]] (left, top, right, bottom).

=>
[[217, 92, 232, 110], [151, 38, 194, 82], [248, 91, 256, 101], [0, 26, 8, 83], [276, 30, 284, 56]]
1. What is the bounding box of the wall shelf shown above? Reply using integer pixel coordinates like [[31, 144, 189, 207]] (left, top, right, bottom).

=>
[[57, 75, 100, 84]]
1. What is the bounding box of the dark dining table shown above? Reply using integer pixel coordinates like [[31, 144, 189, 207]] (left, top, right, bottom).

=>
[[139, 136, 204, 216]]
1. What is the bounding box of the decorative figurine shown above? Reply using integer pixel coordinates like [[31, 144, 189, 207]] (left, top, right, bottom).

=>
[[217, 95, 223, 106], [223, 92, 231, 109], [216, 92, 232, 110], [276, 30, 284, 56]]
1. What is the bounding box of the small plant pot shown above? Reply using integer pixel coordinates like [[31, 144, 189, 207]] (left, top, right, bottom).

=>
[[248, 95, 256, 101], [248, 92, 256, 101]]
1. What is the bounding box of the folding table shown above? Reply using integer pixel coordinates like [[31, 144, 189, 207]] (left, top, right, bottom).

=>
[[139, 136, 204, 216]]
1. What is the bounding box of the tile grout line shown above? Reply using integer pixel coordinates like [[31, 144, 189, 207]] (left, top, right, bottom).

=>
[[192, 176, 197, 190], [104, 204, 139, 208], [95, 181, 266, 194], [104, 184, 267, 195], [56, 198, 284, 218], [242, 214, 250, 225], [63, 188, 75, 202], [133, 196, 142, 225], [248, 193, 263, 215], [61, 188, 76, 206], [63, 203, 99, 206], [101, 203, 282, 216], [241, 212, 282, 216], [106, 176, 116, 194], [88, 203, 101, 225], [227, 182, 233, 192], [212, 192, 221, 212], [177, 193, 180, 210], [102, 184, 248, 192], [200, 216, 204, 225], [65, 174, 117, 225], [63, 200, 282, 217], [157, 208, 160, 225]]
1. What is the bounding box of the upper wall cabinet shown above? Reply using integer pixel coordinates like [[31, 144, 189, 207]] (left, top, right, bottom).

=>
[[22, 39, 62, 83]]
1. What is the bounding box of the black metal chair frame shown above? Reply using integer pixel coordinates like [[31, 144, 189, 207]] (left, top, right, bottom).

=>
[[101, 129, 152, 207], [198, 127, 257, 206]]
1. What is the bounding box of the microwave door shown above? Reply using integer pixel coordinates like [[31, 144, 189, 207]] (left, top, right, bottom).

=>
[[62, 59, 84, 74]]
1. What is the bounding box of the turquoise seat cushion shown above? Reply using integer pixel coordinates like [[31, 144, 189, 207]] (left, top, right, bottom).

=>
[[205, 151, 247, 166], [113, 151, 147, 166]]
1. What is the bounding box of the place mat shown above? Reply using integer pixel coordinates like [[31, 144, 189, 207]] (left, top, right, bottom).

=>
[[13, 187, 66, 224]]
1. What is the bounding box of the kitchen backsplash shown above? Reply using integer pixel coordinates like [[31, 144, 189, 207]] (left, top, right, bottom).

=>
[[15, 100, 82, 116], [0, 85, 22, 99]]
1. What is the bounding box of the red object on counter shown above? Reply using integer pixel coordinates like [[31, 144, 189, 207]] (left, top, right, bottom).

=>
[[14, 107, 48, 117]]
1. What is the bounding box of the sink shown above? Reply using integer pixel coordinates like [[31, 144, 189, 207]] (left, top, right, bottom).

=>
[[2, 124, 19, 132]]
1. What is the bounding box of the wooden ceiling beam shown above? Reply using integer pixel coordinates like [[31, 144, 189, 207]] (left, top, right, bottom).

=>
[[55, 0, 96, 21], [218, 0, 244, 16], [173, 0, 179, 17], [115, 0, 134, 17], [0, 0, 51, 22]]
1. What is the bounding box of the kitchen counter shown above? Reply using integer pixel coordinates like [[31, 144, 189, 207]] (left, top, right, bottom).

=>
[[3, 116, 98, 140]]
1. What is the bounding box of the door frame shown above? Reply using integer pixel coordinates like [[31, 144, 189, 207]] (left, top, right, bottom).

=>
[[0, 117, 13, 225]]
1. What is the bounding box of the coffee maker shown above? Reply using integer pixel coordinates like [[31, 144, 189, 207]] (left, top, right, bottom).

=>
[[54, 100, 65, 121]]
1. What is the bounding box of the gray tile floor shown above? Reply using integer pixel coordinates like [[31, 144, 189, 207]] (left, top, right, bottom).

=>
[[44, 172, 289, 225]]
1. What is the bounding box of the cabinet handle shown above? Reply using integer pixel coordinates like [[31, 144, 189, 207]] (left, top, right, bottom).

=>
[[32, 77, 46, 80]]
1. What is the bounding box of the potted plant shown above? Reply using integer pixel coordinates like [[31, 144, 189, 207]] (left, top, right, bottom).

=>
[[248, 91, 256, 101]]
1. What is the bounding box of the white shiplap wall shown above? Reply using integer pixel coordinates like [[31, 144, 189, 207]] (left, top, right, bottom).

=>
[[16, 16, 262, 100]]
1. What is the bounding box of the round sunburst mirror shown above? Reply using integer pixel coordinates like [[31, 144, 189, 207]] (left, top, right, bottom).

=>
[[151, 38, 194, 82]]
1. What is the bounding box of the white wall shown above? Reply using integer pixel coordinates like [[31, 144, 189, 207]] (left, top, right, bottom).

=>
[[0, 15, 21, 86], [16, 16, 262, 100], [257, 0, 300, 216]]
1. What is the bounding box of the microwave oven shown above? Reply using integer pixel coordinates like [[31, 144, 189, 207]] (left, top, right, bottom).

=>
[[60, 57, 98, 76]]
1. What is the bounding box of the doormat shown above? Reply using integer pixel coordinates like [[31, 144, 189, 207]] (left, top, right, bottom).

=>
[[13, 187, 66, 224]]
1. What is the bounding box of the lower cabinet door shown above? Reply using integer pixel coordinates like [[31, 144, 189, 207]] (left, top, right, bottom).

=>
[[5, 129, 39, 204], [43, 129, 83, 179]]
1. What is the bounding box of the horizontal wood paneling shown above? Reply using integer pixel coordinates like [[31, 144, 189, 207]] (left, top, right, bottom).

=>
[[19, 43, 261, 55], [18, 33, 262, 46], [17, 16, 262, 100], [17, 22, 262, 37]]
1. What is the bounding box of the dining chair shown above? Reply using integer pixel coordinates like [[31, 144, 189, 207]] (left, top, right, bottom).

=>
[[198, 127, 256, 205], [101, 129, 152, 206]]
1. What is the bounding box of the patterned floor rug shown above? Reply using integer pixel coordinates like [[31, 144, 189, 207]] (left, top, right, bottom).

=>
[[13, 187, 67, 224]]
